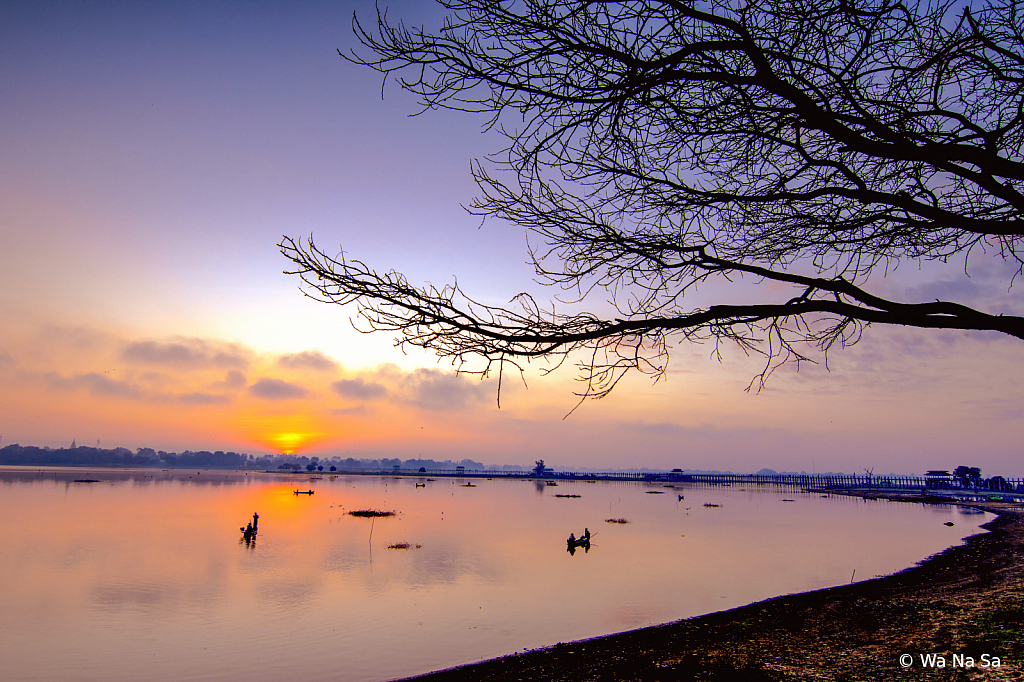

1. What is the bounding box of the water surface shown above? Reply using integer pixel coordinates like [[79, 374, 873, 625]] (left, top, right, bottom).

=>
[[0, 468, 993, 681]]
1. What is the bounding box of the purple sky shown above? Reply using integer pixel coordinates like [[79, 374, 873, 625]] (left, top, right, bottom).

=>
[[1, 1, 1021, 475]]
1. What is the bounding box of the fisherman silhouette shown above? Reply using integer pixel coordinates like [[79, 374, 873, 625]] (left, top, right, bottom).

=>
[[568, 532, 576, 543], [583, 528, 590, 540], [252, 512, 259, 532]]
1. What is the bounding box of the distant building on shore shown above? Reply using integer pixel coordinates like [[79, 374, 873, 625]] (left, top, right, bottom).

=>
[[924, 470, 953, 488]]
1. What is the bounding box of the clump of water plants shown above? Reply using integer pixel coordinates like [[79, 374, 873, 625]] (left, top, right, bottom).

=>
[[645, 491, 665, 494], [387, 542, 421, 549], [554, 494, 581, 498], [348, 509, 396, 517], [605, 518, 629, 524], [704, 503, 720, 508]]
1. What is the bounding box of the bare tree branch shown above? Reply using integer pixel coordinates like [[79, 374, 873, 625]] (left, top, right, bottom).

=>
[[282, 0, 1024, 401]]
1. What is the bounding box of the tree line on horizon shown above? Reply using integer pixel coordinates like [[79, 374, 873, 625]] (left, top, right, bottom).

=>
[[0, 444, 1016, 484], [0, 444, 498, 472]]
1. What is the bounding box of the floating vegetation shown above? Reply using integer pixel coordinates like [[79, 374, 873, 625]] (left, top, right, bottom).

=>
[[605, 518, 629, 524], [703, 503, 720, 507], [645, 491, 665, 494], [73, 479, 100, 483], [554, 494, 581, 498], [348, 509, 396, 517], [387, 542, 421, 549], [782, 499, 795, 502], [944, 522, 955, 527]]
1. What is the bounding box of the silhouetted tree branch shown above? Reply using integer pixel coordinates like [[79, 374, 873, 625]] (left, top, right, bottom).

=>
[[282, 0, 1024, 400]]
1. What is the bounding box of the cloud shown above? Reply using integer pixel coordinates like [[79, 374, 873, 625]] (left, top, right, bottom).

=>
[[213, 369, 247, 389], [249, 378, 309, 400], [178, 392, 230, 405], [277, 351, 339, 372], [38, 324, 110, 352], [331, 378, 388, 400], [900, 256, 1023, 317], [121, 338, 250, 369], [332, 406, 369, 416], [46, 372, 143, 399], [400, 368, 487, 411], [903, 278, 980, 306]]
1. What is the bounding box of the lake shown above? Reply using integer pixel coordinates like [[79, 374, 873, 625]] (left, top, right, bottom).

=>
[[0, 467, 993, 682]]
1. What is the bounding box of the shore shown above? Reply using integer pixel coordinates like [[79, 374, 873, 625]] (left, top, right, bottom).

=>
[[394, 497, 1023, 681]]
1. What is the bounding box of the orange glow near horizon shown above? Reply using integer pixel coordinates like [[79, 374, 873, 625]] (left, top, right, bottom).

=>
[[269, 431, 313, 454], [232, 409, 331, 456]]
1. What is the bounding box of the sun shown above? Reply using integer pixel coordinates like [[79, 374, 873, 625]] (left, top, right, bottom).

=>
[[269, 432, 310, 454], [234, 410, 327, 455]]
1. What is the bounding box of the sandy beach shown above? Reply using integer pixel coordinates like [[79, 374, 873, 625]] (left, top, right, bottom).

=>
[[394, 498, 1024, 681]]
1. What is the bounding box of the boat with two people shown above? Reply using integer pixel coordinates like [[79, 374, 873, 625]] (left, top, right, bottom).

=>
[[566, 527, 592, 554]]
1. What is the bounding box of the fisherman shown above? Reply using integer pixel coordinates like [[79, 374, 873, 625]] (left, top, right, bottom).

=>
[[244, 522, 254, 542], [568, 532, 576, 543], [583, 527, 590, 541], [252, 511, 259, 532]]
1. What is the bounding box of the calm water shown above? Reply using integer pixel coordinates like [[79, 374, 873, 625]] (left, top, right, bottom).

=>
[[0, 468, 993, 682]]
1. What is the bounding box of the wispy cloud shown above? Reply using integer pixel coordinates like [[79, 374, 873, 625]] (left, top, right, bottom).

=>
[[213, 369, 247, 389], [331, 405, 369, 416], [178, 392, 230, 405], [249, 378, 309, 400], [400, 368, 487, 411], [277, 351, 339, 372], [45, 372, 143, 399], [331, 377, 388, 400], [121, 338, 250, 369]]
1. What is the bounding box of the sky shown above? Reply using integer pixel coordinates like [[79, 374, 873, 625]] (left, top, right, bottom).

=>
[[1, 0, 1022, 475]]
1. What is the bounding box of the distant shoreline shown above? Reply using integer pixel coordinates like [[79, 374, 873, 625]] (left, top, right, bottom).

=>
[[392, 495, 1023, 681]]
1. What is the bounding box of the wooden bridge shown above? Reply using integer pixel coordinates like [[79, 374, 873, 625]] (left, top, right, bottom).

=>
[[329, 467, 1024, 493]]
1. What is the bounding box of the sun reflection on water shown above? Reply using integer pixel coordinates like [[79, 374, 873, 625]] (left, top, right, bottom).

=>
[[0, 469, 996, 682]]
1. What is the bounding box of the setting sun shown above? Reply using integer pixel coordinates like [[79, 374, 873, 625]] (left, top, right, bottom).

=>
[[268, 432, 312, 454]]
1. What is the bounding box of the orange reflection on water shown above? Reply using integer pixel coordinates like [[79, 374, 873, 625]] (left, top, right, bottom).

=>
[[0, 469, 995, 682]]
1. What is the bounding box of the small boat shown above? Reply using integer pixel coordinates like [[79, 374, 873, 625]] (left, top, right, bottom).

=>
[[566, 534, 591, 548], [415, 482, 426, 488], [293, 489, 315, 495]]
